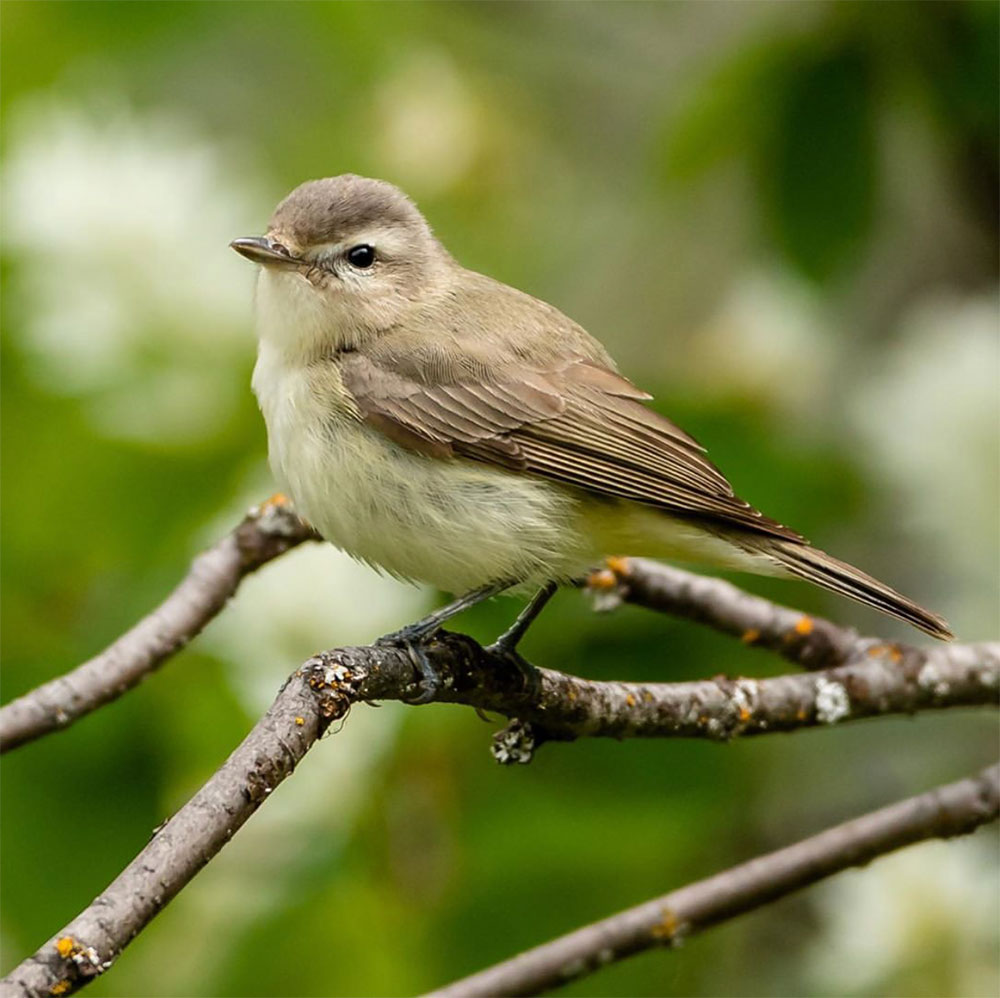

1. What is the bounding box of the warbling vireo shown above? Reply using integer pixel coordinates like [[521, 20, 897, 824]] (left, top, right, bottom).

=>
[[231, 174, 950, 695]]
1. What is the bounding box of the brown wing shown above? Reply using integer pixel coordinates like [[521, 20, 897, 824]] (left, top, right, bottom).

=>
[[338, 351, 802, 542]]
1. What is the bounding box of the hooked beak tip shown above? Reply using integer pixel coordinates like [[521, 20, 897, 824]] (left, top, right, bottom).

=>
[[230, 236, 300, 268]]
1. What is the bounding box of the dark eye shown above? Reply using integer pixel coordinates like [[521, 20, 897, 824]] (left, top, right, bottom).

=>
[[346, 244, 375, 269]]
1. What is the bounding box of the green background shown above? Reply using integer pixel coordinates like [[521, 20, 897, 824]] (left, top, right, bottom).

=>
[[2, 3, 997, 996]]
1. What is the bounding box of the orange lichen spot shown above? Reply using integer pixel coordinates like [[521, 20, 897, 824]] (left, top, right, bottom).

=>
[[294, 716, 305, 727], [741, 628, 761, 644], [796, 707, 808, 721], [264, 492, 289, 507], [625, 693, 636, 707], [587, 568, 618, 590], [738, 706, 751, 722], [887, 645, 903, 663], [55, 937, 76, 958], [651, 907, 680, 940], [794, 616, 814, 636], [867, 644, 886, 658], [49, 981, 72, 996], [606, 555, 631, 577]]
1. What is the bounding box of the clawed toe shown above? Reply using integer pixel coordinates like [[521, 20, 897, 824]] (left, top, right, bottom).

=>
[[486, 640, 542, 699], [380, 634, 443, 704], [376, 620, 439, 648]]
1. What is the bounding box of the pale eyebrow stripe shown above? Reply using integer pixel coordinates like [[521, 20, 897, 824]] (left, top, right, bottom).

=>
[[310, 225, 409, 260]]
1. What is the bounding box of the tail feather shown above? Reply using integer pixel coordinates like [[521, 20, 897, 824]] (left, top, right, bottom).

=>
[[754, 539, 953, 640]]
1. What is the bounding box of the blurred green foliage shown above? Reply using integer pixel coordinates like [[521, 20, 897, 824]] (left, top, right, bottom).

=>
[[661, 1, 998, 282], [1, 3, 997, 997]]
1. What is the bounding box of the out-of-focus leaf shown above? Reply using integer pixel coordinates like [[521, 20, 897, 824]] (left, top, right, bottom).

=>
[[902, 1, 999, 149], [904, 1, 999, 231], [657, 42, 793, 183], [755, 45, 877, 283]]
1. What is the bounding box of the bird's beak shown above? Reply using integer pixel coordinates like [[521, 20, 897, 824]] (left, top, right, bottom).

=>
[[230, 236, 303, 270]]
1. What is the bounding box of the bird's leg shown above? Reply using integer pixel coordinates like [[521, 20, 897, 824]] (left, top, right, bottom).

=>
[[490, 581, 558, 654], [379, 579, 517, 645], [486, 580, 558, 698], [377, 578, 517, 703]]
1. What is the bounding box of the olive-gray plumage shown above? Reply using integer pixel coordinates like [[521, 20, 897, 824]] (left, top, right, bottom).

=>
[[232, 174, 952, 640]]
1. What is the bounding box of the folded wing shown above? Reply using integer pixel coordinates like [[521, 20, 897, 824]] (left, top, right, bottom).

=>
[[338, 351, 802, 543]]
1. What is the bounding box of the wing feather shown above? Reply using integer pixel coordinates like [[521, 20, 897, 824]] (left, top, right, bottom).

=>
[[338, 351, 801, 542]]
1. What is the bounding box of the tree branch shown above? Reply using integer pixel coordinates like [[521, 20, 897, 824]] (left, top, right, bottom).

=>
[[589, 556, 904, 669], [426, 763, 1000, 998], [0, 499, 317, 753], [1, 660, 341, 998], [317, 631, 998, 760], [1, 505, 967, 757]]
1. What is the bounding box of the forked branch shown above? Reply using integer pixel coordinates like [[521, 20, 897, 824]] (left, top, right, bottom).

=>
[[3, 633, 996, 997]]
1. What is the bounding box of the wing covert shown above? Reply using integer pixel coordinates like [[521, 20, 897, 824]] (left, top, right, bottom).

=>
[[338, 351, 801, 542]]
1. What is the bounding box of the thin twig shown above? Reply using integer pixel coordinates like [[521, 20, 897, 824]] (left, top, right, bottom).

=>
[[426, 763, 1000, 998], [589, 557, 891, 669], [0, 499, 317, 753]]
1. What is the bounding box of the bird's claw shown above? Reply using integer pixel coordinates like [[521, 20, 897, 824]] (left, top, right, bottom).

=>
[[486, 640, 542, 700], [376, 629, 443, 704]]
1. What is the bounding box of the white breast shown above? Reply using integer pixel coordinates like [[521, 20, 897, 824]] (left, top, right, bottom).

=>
[[250, 274, 586, 593]]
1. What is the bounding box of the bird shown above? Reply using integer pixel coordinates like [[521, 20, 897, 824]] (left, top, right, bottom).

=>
[[231, 174, 951, 696]]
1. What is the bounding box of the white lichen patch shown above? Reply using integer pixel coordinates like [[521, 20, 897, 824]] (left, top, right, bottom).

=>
[[704, 717, 726, 740], [814, 678, 850, 724], [254, 501, 304, 538], [71, 946, 103, 971], [730, 678, 759, 722], [323, 663, 359, 687], [917, 661, 950, 697], [492, 722, 535, 765], [587, 587, 624, 614]]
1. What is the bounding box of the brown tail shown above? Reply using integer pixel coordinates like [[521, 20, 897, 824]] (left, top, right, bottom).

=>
[[749, 538, 953, 640]]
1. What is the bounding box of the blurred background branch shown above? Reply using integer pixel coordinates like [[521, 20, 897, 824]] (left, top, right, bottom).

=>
[[429, 763, 1000, 998]]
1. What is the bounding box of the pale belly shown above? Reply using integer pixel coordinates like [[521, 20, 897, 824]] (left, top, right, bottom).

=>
[[280, 423, 594, 591], [255, 361, 589, 592]]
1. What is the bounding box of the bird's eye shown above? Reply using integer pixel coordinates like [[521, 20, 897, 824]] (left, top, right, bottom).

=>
[[346, 244, 376, 269]]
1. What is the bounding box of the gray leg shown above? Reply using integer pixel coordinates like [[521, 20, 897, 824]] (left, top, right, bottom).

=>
[[377, 579, 517, 646], [489, 581, 558, 655], [486, 581, 559, 697]]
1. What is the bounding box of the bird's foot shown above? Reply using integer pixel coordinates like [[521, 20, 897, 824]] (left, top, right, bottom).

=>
[[485, 638, 543, 700], [376, 620, 445, 704]]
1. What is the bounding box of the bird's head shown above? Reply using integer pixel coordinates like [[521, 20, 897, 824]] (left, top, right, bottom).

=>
[[232, 174, 449, 355]]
